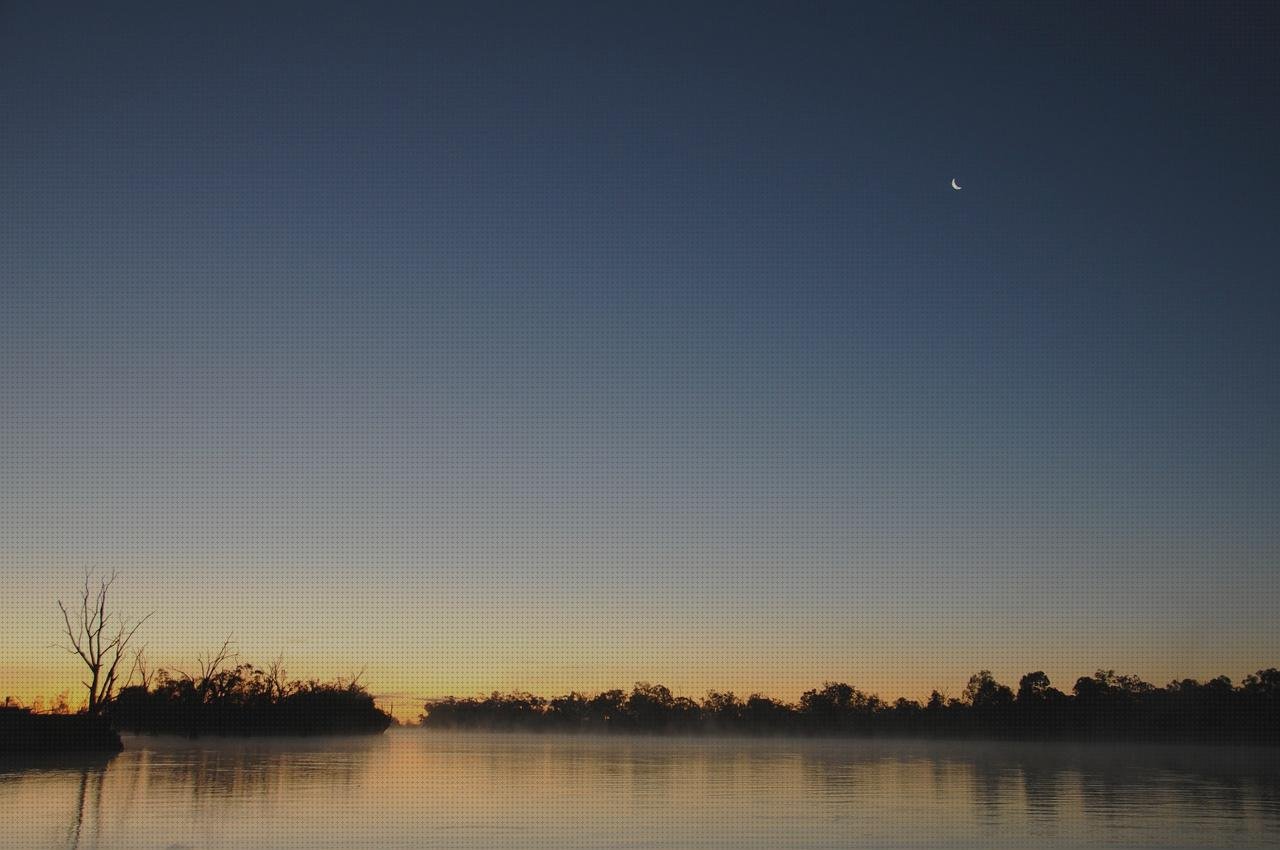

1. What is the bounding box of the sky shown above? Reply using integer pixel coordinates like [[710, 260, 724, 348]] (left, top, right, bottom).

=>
[[2, 1, 1278, 714]]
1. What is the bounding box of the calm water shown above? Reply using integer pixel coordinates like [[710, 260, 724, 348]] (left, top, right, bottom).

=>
[[1, 730, 1278, 849]]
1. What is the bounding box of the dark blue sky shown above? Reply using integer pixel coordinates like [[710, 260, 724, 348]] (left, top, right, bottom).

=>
[[2, 1, 1277, 702]]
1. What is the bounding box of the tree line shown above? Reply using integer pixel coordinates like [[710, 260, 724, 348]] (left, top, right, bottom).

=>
[[420, 669, 1280, 743], [106, 641, 392, 737]]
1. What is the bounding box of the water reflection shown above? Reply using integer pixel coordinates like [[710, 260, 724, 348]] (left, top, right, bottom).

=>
[[67, 763, 106, 850], [138, 738, 363, 801], [0, 732, 1277, 849], [0, 752, 114, 850]]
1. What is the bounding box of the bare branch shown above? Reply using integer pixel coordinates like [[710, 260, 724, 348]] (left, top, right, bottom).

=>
[[187, 637, 238, 701], [57, 600, 93, 667], [265, 655, 290, 700], [126, 647, 154, 690]]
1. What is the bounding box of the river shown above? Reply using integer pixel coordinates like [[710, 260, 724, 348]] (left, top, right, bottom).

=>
[[1, 730, 1277, 848]]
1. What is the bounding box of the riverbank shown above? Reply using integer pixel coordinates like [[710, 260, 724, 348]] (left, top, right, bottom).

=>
[[0, 707, 123, 754]]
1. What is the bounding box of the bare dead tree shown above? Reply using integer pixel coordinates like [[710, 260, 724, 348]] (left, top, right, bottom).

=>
[[126, 647, 154, 691], [57, 571, 151, 715], [176, 637, 237, 702], [264, 654, 291, 701]]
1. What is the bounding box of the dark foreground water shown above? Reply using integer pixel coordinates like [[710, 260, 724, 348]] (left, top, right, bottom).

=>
[[1, 730, 1277, 849]]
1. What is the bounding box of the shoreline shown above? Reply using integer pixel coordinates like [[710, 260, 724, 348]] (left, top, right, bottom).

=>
[[0, 709, 123, 755]]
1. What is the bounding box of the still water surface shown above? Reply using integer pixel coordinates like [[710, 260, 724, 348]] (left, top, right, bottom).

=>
[[1, 730, 1277, 849]]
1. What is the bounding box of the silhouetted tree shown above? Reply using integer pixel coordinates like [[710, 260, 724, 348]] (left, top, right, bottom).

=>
[[588, 689, 627, 726], [1016, 671, 1052, 702], [264, 655, 293, 702], [178, 637, 237, 704], [1074, 669, 1154, 700], [703, 691, 744, 728], [742, 694, 794, 731], [626, 682, 676, 729], [549, 692, 591, 727], [56, 571, 151, 716], [1242, 668, 1280, 696], [963, 670, 1014, 709]]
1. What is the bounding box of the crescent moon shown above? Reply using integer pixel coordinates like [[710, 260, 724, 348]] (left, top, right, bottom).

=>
[[951, 178, 962, 191]]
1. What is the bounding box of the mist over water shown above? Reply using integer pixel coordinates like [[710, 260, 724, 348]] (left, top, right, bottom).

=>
[[2, 731, 1277, 849]]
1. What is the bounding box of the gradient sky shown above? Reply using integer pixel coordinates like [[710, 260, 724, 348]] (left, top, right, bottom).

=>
[[2, 1, 1278, 713]]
